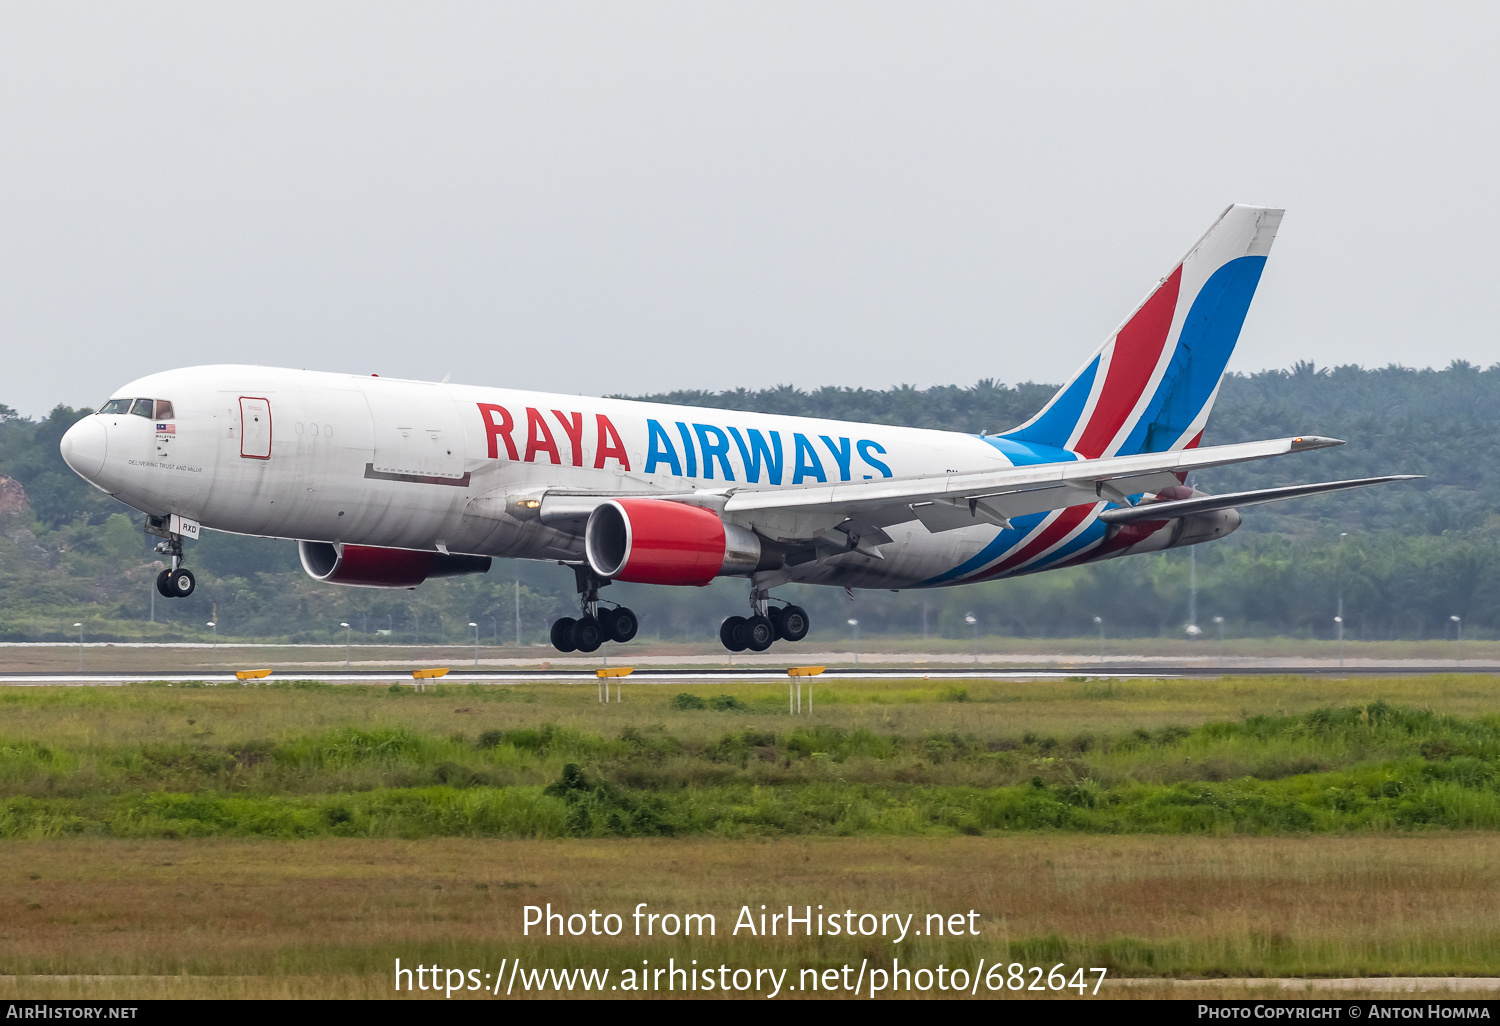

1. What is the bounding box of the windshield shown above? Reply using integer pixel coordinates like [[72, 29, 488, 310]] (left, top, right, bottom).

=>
[[98, 398, 131, 415], [129, 399, 153, 418], [154, 399, 174, 420]]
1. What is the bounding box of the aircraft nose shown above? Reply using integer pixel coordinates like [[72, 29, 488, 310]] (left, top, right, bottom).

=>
[[60, 416, 108, 480]]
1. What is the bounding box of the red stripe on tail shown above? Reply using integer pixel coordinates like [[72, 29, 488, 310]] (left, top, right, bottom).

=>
[[1072, 266, 1182, 458]]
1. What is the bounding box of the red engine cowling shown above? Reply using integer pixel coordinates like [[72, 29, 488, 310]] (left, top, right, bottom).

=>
[[584, 498, 778, 586], [298, 541, 492, 589]]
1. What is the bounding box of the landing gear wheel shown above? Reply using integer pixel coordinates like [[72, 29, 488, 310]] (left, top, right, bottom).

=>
[[155, 569, 173, 598], [550, 617, 577, 653], [606, 606, 638, 644], [745, 614, 775, 652], [719, 615, 748, 652], [168, 568, 195, 598], [571, 616, 603, 653], [777, 605, 809, 642]]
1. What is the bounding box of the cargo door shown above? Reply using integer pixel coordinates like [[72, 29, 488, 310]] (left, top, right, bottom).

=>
[[240, 397, 272, 459], [364, 382, 466, 481]]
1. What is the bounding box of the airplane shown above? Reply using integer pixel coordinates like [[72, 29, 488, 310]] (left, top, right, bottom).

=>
[[59, 204, 1415, 653]]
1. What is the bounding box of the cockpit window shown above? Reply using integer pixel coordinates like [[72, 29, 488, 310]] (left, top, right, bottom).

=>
[[129, 399, 154, 418], [98, 398, 131, 415], [154, 399, 175, 420]]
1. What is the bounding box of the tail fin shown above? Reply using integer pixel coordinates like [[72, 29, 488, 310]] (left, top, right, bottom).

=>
[[1003, 204, 1283, 459]]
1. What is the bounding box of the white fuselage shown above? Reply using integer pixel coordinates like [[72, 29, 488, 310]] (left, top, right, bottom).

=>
[[62, 364, 1156, 590]]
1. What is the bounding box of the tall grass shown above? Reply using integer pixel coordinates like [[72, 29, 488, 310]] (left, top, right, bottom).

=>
[[3, 690, 1500, 838]]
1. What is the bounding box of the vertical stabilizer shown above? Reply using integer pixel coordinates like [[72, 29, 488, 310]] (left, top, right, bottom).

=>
[[1003, 204, 1283, 458]]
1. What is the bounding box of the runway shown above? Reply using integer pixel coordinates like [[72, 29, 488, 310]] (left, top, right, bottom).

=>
[[1, 663, 1496, 685]]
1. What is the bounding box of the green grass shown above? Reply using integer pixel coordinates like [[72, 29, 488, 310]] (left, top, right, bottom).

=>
[[3, 679, 1500, 838]]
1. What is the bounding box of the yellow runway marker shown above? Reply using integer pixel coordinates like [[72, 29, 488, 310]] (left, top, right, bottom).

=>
[[597, 667, 634, 678], [235, 668, 272, 680], [412, 668, 450, 680], [787, 666, 826, 677]]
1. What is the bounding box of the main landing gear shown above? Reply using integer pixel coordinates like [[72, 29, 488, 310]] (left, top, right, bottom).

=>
[[146, 516, 195, 599], [550, 566, 638, 654], [719, 588, 809, 653]]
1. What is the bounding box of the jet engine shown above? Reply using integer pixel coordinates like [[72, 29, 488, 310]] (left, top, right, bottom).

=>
[[584, 498, 782, 586], [1099, 485, 1241, 557], [298, 541, 492, 588]]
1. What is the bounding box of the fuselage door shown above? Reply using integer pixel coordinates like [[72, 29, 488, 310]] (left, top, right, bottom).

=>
[[240, 397, 272, 459], [365, 382, 465, 480]]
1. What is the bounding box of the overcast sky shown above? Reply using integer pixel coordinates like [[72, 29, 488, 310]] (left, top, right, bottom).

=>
[[2, 3, 1497, 418]]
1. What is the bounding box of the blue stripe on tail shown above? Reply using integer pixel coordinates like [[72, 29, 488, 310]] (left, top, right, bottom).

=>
[[1001, 355, 1098, 449], [1115, 255, 1267, 456]]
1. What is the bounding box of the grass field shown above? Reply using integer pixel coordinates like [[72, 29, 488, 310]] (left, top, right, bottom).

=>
[[1, 835, 1497, 998], [1, 674, 1497, 997]]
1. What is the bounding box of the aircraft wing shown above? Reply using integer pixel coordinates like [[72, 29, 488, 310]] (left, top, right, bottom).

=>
[[717, 434, 1344, 540], [1097, 475, 1423, 525]]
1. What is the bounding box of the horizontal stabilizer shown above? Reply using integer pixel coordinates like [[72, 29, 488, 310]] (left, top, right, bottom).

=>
[[1098, 475, 1423, 525]]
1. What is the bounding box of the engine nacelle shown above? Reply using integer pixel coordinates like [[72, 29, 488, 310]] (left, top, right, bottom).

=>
[[1100, 485, 1242, 557], [584, 498, 781, 586], [298, 541, 492, 589]]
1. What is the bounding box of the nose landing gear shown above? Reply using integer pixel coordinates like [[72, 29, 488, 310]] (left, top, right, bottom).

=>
[[146, 516, 195, 598], [720, 588, 809, 652], [549, 565, 639, 653]]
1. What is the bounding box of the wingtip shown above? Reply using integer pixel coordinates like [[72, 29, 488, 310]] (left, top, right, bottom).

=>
[[1289, 435, 1344, 451]]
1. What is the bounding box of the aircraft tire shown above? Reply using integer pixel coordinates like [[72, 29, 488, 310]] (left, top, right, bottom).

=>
[[719, 616, 749, 652], [155, 569, 174, 598], [572, 616, 603, 653], [550, 618, 577, 653], [778, 605, 810, 642], [745, 615, 775, 652], [608, 607, 638, 644], [169, 568, 195, 598]]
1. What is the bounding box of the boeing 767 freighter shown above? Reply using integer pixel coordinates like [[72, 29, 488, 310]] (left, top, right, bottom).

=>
[[59, 204, 1415, 652]]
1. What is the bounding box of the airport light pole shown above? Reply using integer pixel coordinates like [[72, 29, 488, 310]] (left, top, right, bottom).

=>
[[1188, 545, 1198, 633], [1337, 532, 1348, 666], [1093, 616, 1103, 663], [207, 621, 217, 668], [469, 621, 479, 665], [340, 622, 351, 667], [74, 622, 83, 671], [1451, 615, 1462, 667], [1213, 616, 1225, 666], [847, 619, 859, 665], [965, 613, 978, 664]]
